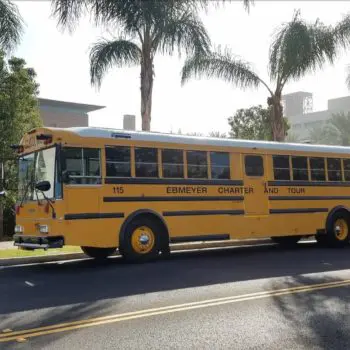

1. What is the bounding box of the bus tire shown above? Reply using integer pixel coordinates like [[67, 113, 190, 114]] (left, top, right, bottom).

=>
[[120, 217, 162, 262], [271, 236, 301, 247], [325, 211, 350, 247], [81, 246, 116, 260]]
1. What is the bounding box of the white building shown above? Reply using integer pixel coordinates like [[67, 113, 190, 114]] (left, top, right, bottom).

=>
[[283, 92, 350, 141]]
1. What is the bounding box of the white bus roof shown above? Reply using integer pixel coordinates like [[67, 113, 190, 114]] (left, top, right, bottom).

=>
[[56, 127, 350, 155]]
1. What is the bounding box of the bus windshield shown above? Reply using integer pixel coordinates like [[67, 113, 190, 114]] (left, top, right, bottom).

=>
[[18, 147, 56, 202]]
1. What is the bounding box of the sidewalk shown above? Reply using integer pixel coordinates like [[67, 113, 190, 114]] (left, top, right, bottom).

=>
[[0, 241, 14, 250]]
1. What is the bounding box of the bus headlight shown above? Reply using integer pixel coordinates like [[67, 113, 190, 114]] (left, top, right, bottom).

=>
[[38, 225, 49, 234], [14, 225, 23, 233]]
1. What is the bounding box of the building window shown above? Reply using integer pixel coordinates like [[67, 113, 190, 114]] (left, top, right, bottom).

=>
[[310, 157, 325, 181], [187, 151, 208, 178], [105, 146, 131, 177], [162, 149, 184, 178], [292, 156, 308, 181], [210, 152, 230, 179], [327, 158, 342, 181], [343, 159, 350, 181], [61, 147, 101, 184], [245, 155, 264, 177], [135, 147, 158, 178], [273, 155, 290, 180]]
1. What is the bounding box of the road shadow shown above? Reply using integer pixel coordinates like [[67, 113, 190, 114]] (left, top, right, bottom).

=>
[[1, 242, 350, 348], [269, 274, 350, 349]]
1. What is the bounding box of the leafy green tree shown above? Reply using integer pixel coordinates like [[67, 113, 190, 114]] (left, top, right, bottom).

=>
[[228, 105, 289, 141], [309, 112, 350, 145], [208, 131, 227, 138], [0, 51, 41, 236], [181, 10, 338, 141], [0, 0, 23, 52], [51, 0, 252, 131]]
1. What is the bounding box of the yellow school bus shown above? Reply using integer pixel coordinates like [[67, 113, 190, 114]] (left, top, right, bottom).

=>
[[11, 126, 350, 261]]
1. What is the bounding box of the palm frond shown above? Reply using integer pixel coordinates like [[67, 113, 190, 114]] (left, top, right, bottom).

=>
[[154, 9, 210, 57], [51, 0, 88, 32], [184, 0, 253, 13], [0, 0, 23, 52], [269, 10, 337, 87], [334, 13, 350, 49], [181, 48, 263, 91], [89, 38, 141, 88]]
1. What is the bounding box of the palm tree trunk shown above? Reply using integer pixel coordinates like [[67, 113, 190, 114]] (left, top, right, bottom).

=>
[[268, 95, 285, 142], [140, 40, 154, 131]]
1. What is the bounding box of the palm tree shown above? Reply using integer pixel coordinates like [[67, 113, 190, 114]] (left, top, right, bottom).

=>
[[0, 0, 23, 52], [181, 10, 338, 141], [52, 0, 252, 131]]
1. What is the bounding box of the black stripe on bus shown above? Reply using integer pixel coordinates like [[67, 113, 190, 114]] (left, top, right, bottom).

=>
[[163, 210, 245, 217], [268, 180, 350, 187], [269, 196, 350, 201], [105, 178, 243, 186], [170, 234, 230, 243], [64, 213, 124, 220], [269, 208, 328, 214], [104, 196, 244, 203]]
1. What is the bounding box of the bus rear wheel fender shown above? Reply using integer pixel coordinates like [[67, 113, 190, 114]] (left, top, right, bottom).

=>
[[119, 211, 169, 262], [324, 207, 350, 247]]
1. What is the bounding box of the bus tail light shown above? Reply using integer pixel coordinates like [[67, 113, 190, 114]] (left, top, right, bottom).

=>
[[15, 205, 20, 215]]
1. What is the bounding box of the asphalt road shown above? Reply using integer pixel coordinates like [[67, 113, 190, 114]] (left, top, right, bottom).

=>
[[1, 242, 350, 349]]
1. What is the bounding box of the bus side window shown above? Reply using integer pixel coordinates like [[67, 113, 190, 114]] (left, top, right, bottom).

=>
[[135, 147, 158, 178], [245, 155, 263, 176], [273, 155, 290, 180], [292, 156, 308, 181], [310, 157, 325, 181], [187, 151, 208, 179], [210, 152, 230, 179], [343, 159, 350, 181], [105, 146, 131, 177], [61, 148, 101, 185], [162, 149, 184, 178], [327, 158, 342, 181]]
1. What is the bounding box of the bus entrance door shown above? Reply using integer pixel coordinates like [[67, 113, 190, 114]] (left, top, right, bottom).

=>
[[242, 154, 269, 216]]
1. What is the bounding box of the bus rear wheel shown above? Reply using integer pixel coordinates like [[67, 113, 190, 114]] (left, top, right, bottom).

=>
[[119, 217, 162, 262], [81, 246, 116, 260], [325, 211, 350, 247], [271, 236, 301, 247]]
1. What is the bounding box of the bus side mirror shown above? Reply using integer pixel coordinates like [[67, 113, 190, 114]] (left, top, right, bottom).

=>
[[35, 181, 51, 192]]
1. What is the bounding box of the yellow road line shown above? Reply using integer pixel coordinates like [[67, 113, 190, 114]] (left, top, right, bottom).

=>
[[1, 279, 350, 343]]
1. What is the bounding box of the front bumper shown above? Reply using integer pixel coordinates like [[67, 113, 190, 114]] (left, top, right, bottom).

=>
[[13, 235, 64, 249]]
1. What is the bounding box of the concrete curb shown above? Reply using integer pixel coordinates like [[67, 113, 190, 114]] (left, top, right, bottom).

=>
[[0, 239, 273, 266]]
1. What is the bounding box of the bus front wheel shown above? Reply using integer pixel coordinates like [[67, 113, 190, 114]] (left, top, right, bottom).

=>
[[119, 217, 162, 262], [81, 246, 116, 260]]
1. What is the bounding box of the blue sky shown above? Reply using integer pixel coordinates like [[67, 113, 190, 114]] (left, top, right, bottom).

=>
[[13, 0, 350, 134]]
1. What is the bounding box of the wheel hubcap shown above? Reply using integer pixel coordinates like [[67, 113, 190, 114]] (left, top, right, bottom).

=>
[[334, 219, 348, 241], [131, 226, 155, 254]]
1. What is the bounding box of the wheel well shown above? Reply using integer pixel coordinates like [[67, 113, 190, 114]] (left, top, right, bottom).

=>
[[119, 210, 169, 251], [326, 206, 350, 232]]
